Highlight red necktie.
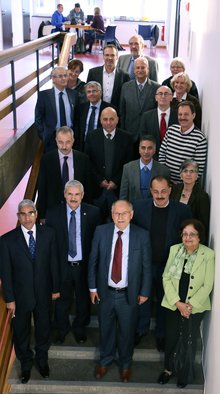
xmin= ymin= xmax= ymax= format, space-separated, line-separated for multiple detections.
xmin=111 ymin=231 xmax=123 ymax=284
xmin=160 ymin=113 xmax=167 ymax=142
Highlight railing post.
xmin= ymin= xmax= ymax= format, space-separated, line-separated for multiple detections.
xmin=10 ymin=60 xmax=17 ymax=132
xmin=36 ymin=49 xmax=40 ymax=92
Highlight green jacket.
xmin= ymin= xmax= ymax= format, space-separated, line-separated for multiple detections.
xmin=162 ymin=243 xmax=215 ymax=314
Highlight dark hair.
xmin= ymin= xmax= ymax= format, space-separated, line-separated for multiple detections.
xmin=180 ymin=218 xmax=206 ymax=244
xmin=103 ymin=44 xmax=118 ymax=55
xmin=75 ymin=3 xmax=80 ymax=7
xmin=140 ymin=134 xmax=156 ymax=145
xmin=68 ymin=59 xmax=84 ymax=73
xmin=177 ymin=100 xmax=196 ymax=114
xmin=150 ymin=175 xmax=171 ymax=188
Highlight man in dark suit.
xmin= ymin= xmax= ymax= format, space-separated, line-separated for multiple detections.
xmin=74 ymin=81 xmax=115 ymax=151
xmin=37 ymin=126 xmax=91 ymax=222
xmin=88 ymin=200 xmax=151 ymax=382
xmin=139 ymin=86 xmax=178 ymax=158
xmin=46 ymin=180 xmax=101 ymax=344
xmin=133 ymin=176 xmax=192 ymax=350
xmin=87 ymin=44 xmax=130 ymax=110
xmin=1 ymin=199 xmax=60 ymax=384
xmin=35 ymin=66 xmax=79 ymax=152
xmin=120 ymin=135 xmax=170 ymax=202
xmin=84 ymin=107 xmax=133 ymax=221
xmin=120 ymin=57 xmax=160 ymax=152
xmin=117 ymin=34 xmax=159 ymax=82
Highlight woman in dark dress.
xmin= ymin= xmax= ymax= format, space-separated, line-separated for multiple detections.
xmin=84 ymin=7 xmax=105 ymax=53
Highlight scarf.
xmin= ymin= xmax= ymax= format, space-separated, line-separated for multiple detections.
xmin=167 ymin=244 xmax=198 ymax=280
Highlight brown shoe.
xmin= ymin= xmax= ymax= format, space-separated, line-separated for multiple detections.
xmin=95 ymin=365 xmax=108 ymax=379
xmin=120 ymin=368 xmax=132 ymax=382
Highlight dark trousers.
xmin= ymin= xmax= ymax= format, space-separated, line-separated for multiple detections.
xmin=13 ymin=303 xmax=50 ymax=371
xmin=164 ymin=308 xmax=205 ymax=372
xmin=54 ymin=263 xmax=90 ymax=337
xmin=98 ymin=289 xmax=138 ymax=369
xmin=136 ymin=264 xmax=165 ymax=339
xmin=93 ymin=189 xmax=117 ymax=223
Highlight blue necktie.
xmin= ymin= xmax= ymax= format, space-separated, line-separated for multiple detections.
xmin=140 ymin=166 xmax=151 ymax=198
xmin=87 ymin=106 xmax=97 ymax=135
xmin=68 ymin=210 xmax=77 ymax=258
xmin=62 ymin=156 xmax=69 ymax=187
xmin=59 ymin=91 xmax=67 ymax=126
xmin=128 ymin=58 xmax=135 ymax=79
xmin=27 ymin=230 xmax=36 ymax=260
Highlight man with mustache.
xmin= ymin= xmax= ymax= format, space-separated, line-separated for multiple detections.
xmin=46 ymin=180 xmax=101 ymax=344
xmin=133 ymin=176 xmax=191 ymax=350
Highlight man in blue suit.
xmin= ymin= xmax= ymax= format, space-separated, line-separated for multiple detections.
xmin=88 ymin=200 xmax=151 ymax=382
xmin=133 ymin=176 xmax=192 ymax=350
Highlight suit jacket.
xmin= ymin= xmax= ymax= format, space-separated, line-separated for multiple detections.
xmin=133 ymin=198 xmax=192 ymax=263
xmin=74 ymin=100 xmax=115 ymax=151
xmin=88 ymin=223 xmax=152 ymax=304
xmin=139 ymin=108 xmax=179 ymax=158
xmin=120 ymin=79 xmax=160 ymax=142
xmin=117 ymin=54 xmax=159 ymax=82
xmin=84 ymin=127 xmax=133 ymax=197
xmin=35 ymin=87 xmax=79 ymax=149
xmin=37 ymin=148 xmax=92 ymax=219
xmin=46 ymin=202 xmax=101 ymax=283
xmin=1 ymin=225 xmax=59 ymax=312
xmin=86 ymin=66 xmax=130 ymax=110
xmin=120 ymin=159 xmax=170 ymax=202
xmin=162 ymin=243 xmax=215 ymax=313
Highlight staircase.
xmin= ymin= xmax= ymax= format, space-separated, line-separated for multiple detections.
xmin=8 ymin=317 xmax=204 ymax=394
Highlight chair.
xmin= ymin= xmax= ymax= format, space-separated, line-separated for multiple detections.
xmin=95 ymin=25 xmax=117 ymax=51
xmin=138 ymin=24 xmax=159 ymax=54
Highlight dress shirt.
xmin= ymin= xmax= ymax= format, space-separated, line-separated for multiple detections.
xmin=180 ymin=123 xmax=195 ymax=135
xmin=67 ymin=204 xmax=82 ymax=261
xmin=103 ymin=67 xmax=116 ymax=103
xmin=21 ymin=224 xmax=36 ymax=246
xmin=54 ymin=87 xmax=72 ymax=128
xmin=103 ymin=129 xmax=116 ymax=140
xmin=173 ymin=91 xmax=187 ymax=100
xmin=58 ymin=149 xmax=74 ymax=181
xmin=136 ymin=78 xmax=148 ymax=90
xmin=157 ymin=108 xmax=170 ymax=127
xmin=108 ymin=225 xmax=130 ymax=288
xmin=85 ymin=100 xmax=102 ymax=136
xmin=140 ymin=158 xmax=153 ymax=171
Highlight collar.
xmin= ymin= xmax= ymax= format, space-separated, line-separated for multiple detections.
xmin=103 ymin=66 xmax=116 ymax=75
xmin=136 ymin=78 xmax=148 ymax=87
xmin=66 ymin=203 xmax=81 ymax=215
xmin=103 ymin=129 xmax=116 ymax=139
xmin=140 ymin=158 xmax=153 ymax=170
xmin=21 ymin=224 xmax=36 ymax=235
xmin=173 ymin=91 xmax=187 ymax=100
xmin=114 ymin=224 xmax=130 ymax=234
xmin=153 ymin=200 xmax=170 ymax=208
xmin=180 ymin=123 xmax=195 ymax=135
xmin=89 ymin=100 xmax=101 ymax=110
xmin=54 ymin=86 xmax=67 ymax=95
xmin=158 ymin=107 xmax=171 ymax=117
xmin=58 ymin=149 xmax=73 ymax=160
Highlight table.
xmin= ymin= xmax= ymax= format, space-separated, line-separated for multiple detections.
xmin=64 ymin=24 xmax=94 ymax=30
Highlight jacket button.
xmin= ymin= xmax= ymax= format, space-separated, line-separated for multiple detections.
xmin=189 ymin=286 xmax=193 ymax=289
xmin=191 ymin=276 xmax=194 ymax=279
xmin=188 ymin=296 xmax=191 ymax=299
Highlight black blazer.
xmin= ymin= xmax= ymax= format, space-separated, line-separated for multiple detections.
xmin=46 ymin=202 xmax=101 ymax=282
xmin=84 ymin=127 xmax=133 ymax=197
xmin=87 ymin=66 xmax=130 ymax=110
xmin=139 ymin=108 xmax=179 ymax=158
xmin=1 ymin=225 xmax=59 ymax=312
xmin=37 ymin=148 xmax=92 ymax=219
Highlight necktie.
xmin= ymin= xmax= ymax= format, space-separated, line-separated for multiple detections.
xmin=62 ymin=156 xmax=69 ymax=187
xmin=111 ymin=231 xmax=123 ymax=284
xmin=87 ymin=106 xmax=97 ymax=135
xmin=68 ymin=210 xmax=77 ymax=258
xmin=160 ymin=113 xmax=167 ymax=142
xmin=128 ymin=58 xmax=135 ymax=79
xmin=27 ymin=230 xmax=36 ymax=260
xmin=106 ymin=133 xmax=112 ymax=140
xmin=140 ymin=166 xmax=151 ymax=198
xmin=59 ymin=91 xmax=67 ymax=126
xmin=139 ymin=84 xmax=144 ymax=91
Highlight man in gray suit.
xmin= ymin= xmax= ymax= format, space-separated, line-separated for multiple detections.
xmin=120 ymin=57 xmax=160 ymax=153
xmin=120 ymin=135 xmax=170 ymax=203
xmin=139 ymin=86 xmax=178 ymax=158
xmin=117 ymin=34 xmax=159 ymax=82
xmin=88 ymin=200 xmax=151 ymax=382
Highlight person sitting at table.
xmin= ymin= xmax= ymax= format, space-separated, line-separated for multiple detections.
xmin=67 ymin=3 xmax=85 ymax=25
xmin=158 ymin=218 xmax=215 ymax=388
xmin=51 ymin=4 xmax=68 ymax=32
xmin=84 ymin=7 xmax=105 ymax=54
xmin=67 ymin=59 xmax=86 ymax=104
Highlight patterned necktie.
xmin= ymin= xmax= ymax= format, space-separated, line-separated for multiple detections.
xmin=68 ymin=210 xmax=77 ymax=258
xmin=27 ymin=230 xmax=36 ymax=260
xmin=111 ymin=231 xmax=123 ymax=284
xmin=139 ymin=84 xmax=144 ymax=91
xmin=62 ymin=156 xmax=69 ymax=187
xmin=160 ymin=113 xmax=167 ymax=142
xmin=59 ymin=91 xmax=67 ymax=126
xmin=87 ymin=106 xmax=97 ymax=135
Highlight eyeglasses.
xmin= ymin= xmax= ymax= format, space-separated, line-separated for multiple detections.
xmin=182 ymin=169 xmax=198 ymax=174
xmin=18 ymin=211 xmax=36 ymax=218
xmin=156 ymin=92 xmax=172 ymax=97
xmin=86 ymin=89 xmax=100 ymax=94
xmin=53 ymin=74 xmax=68 ymax=79
xmin=113 ymin=211 xmax=131 ymax=218
xmin=171 ymin=65 xmax=184 ymax=69
xmin=182 ymin=232 xmax=199 ymax=238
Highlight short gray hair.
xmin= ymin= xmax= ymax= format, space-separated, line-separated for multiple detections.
xmin=111 ymin=199 xmax=133 ymax=212
xmin=18 ymin=199 xmax=36 ymax=212
xmin=56 ymin=126 xmax=74 ymax=138
xmin=51 ymin=66 xmax=67 ymax=77
xmin=85 ymin=81 xmax=102 ymax=92
xmin=180 ymin=159 xmax=199 ymax=173
xmin=64 ymin=180 xmax=84 ymax=193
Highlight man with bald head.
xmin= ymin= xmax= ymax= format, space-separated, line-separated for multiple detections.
xmin=139 ymin=86 xmax=178 ymax=158
xmin=117 ymin=34 xmax=159 ymax=82
xmin=85 ymin=107 xmax=133 ymax=221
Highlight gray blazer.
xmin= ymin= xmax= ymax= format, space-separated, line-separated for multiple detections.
xmin=120 ymin=159 xmax=170 ymax=202
xmin=117 ymin=54 xmax=159 ymax=82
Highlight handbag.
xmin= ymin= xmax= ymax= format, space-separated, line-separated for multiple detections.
xmin=170 ymin=316 xmax=195 ymax=384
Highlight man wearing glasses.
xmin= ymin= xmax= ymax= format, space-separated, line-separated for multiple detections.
xmin=0 ymin=199 xmax=60 ymax=384
xmin=35 ymin=66 xmax=79 ymax=152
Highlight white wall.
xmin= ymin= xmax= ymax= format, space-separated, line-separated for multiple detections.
xmin=11 ymin=0 xmax=23 ymax=46
xmin=174 ymin=0 xmax=220 ymax=393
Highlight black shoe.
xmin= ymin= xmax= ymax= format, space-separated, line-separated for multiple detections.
xmin=134 ymin=332 xmax=146 ymax=346
xmin=21 ymin=370 xmax=31 ymax=384
xmin=157 ymin=371 xmax=172 ymax=384
xmin=177 ymin=381 xmax=187 ymax=388
xmin=156 ymin=337 xmax=165 ymax=352
xmin=53 ymin=332 xmax=65 ymax=344
xmin=74 ymin=331 xmax=87 ymax=343
xmin=38 ymin=364 xmax=50 ymax=379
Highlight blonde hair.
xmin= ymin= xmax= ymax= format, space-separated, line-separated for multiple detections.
xmin=94 ymin=7 xmax=101 ymax=15
xmin=171 ymin=72 xmax=192 ymax=92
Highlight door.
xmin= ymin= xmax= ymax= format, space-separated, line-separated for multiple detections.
xmin=22 ymin=0 xmax=31 ymax=42
xmin=1 ymin=0 xmax=13 ymax=49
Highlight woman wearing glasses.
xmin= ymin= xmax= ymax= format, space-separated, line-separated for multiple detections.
xmin=158 ymin=218 xmax=214 ymax=388
xmin=171 ymin=159 xmax=210 ymax=243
